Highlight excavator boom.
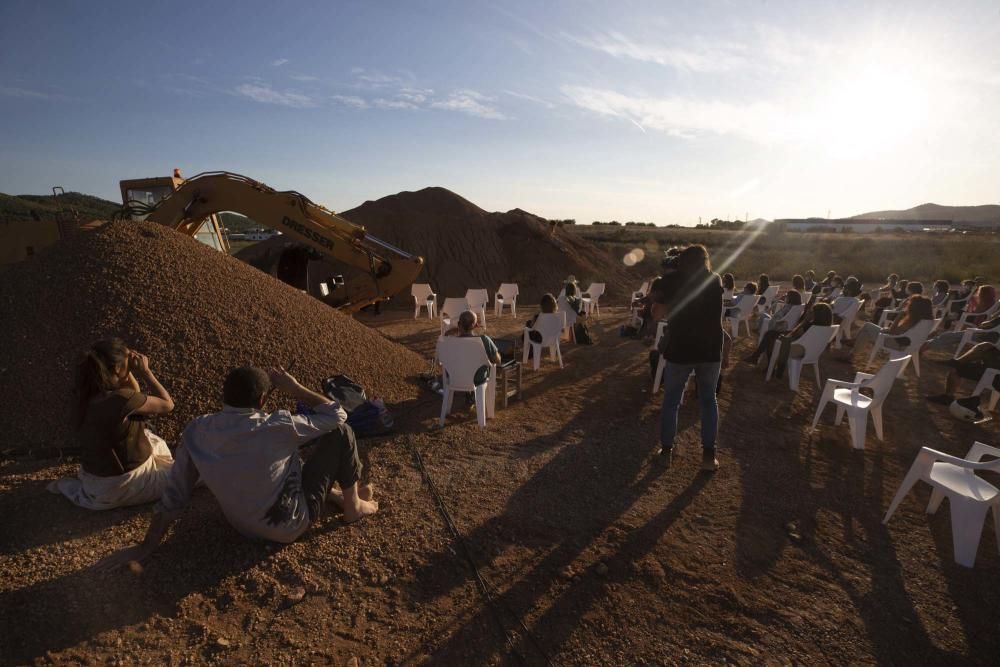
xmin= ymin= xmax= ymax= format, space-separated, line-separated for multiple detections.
xmin=136 ymin=172 xmax=422 ymax=312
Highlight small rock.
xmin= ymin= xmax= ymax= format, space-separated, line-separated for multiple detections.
xmin=595 ymin=563 xmax=609 ymax=577
xmin=347 ymin=657 xmax=360 ymax=667
xmin=284 ymin=586 xmax=306 ymax=606
xmin=216 ymin=637 xmax=231 ymax=648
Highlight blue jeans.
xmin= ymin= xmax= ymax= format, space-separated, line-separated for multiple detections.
xmin=660 ymin=361 xmax=721 ymax=452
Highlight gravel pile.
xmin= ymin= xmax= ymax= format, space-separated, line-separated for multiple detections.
xmin=240 ymin=187 xmax=635 ymax=307
xmin=0 ymin=220 xmax=427 ymax=451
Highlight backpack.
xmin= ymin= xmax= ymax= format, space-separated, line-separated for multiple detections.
xmin=346 ymin=398 xmax=394 ymax=437
xmin=573 ymin=321 xmax=593 ymax=345
xmin=321 ymin=374 xmax=367 ymax=412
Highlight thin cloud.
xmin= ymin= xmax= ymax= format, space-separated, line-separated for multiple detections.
xmin=234 ymin=83 xmax=315 ymax=108
xmin=430 ymin=90 xmax=506 ymax=119
xmin=566 ymin=31 xmax=747 ymax=73
xmin=331 ymin=94 xmax=369 ymax=110
xmin=373 ymin=97 xmax=419 ymax=110
xmin=503 ymin=90 xmax=556 ymax=109
xmin=560 ymin=85 xmax=786 ymax=143
xmin=0 ymin=85 xmax=66 ymax=100
xmin=271 ymin=58 xmax=290 ymax=67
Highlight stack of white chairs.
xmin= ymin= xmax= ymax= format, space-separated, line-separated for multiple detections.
xmin=724 ymin=296 xmax=757 ymax=338
xmin=757 ymin=304 xmax=805 ymax=347
xmin=810 ymin=356 xmax=910 ymax=449
xmin=955 ymin=302 xmax=1000 ymax=333
xmin=494 ymin=283 xmax=519 ymax=317
xmin=411 ymin=283 xmax=437 ymax=319
xmin=866 ymin=318 xmax=940 ymax=377
xmin=831 ymin=297 xmax=862 ymax=348
xmin=953 ymin=321 xmax=1000 ymax=358
xmin=884 ymin=441 xmax=1000 ymax=567
xmin=465 ymin=289 xmax=490 ymax=327
xmin=765 ymin=324 xmax=839 ymax=392
xmin=583 ymin=283 xmax=605 ymax=317
xmin=439 ymin=297 xmax=470 ymax=335
xmin=523 ymin=312 xmax=566 ymax=370
xmin=436 ymin=336 xmax=496 ymax=428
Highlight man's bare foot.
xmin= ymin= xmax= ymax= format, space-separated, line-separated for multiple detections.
xmin=343 ymin=498 xmax=379 ymax=524
xmin=327 ymin=483 xmax=375 ymax=510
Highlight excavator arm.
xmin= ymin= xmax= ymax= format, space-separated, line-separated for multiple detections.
xmin=140 ymin=172 xmax=423 ymax=312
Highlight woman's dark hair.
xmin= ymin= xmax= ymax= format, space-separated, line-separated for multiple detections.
xmin=898 ymin=279 xmax=909 ymax=291
xmin=744 ymin=281 xmax=758 ymax=294
xmin=786 ymin=290 xmax=803 ymax=306
xmin=843 ymin=276 xmax=862 ymax=298
xmin=757 ymin=274 xmax=770 ymax=294
xmin=223 ymin=367 xmax=271 ymax=408
xmin=832 ymin=275 xmax=844 ymax=287
xmin=906 ymin=281 xmax=924 ymax=295
xmin=888 ymin=273 xmax=899 ymax=283
xmin=74 ymin=338 xmax=129 ymax=426
xmin=677 ymin=244 xmax=711 ymax=274
xmin=897 ymin=295 xmax=934 ymax=329
xmin=565 ymin=282 xmax=577 ymax=297
xmin=540 ymin=293 xmax=557 ymax=313
xmin=805 ymin=270 xmax=815 ymax=279
xmin=792 ymin=274 xmax=805 ymax=291
xmin=811 ymin=302 xmax=833 ymax=326
xmin=933 ymin=279 xmax=950 ymax=294
xmin=722 ymin=273 xmax=735 ymax=290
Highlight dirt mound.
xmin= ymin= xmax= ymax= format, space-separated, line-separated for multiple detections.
xmin=0 ymin=221 xmax=426 ymax=452
xmin=337 ymin=187 xmax=634 ymax=305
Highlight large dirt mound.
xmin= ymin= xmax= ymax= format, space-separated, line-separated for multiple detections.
xmin=0 ymin=221 xmax=426 ymax=452
xmin=340 ymin=187 xmax=634 ymax=304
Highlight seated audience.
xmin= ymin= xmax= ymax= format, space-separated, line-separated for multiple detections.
xmin=843 ymin=295 xmax=934 ymax=360
xmin=724 ymin=282 xmax=757 ymax=318
xmin=927 ymin=340 xmax=1000 ymax=406
xmin=50 ymin=339 xmax=176 ymax=510
xmin=98 ymin=365 xmax=377 ymax=570
xmin=755 ymin=290 xmax=803 ymax=342
xmin=803 ymin=270 xmax=817 ymax=292
xmin=446 ymin=310 xmax=501 ymax=384
xmin=746 ymin=302 xmax=833 ymax=374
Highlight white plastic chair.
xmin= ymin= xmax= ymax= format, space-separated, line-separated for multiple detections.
xmin=757 ymin=305 xmax=804 ymax=346
xmin=522 ymin=312 xmax=565 ymax=370
xmin=494 ymin=283 xmax=519 ymax=317
xmin=831 ymin=297 xmax=862 ymax=348
xmin=884 ymin=441 xmax=1000 ymax=568
xmin=465 ymin=289 xmax=489 ymax=327
xmin=810 ymin=356 xmax=910 ymax=449
xmin=955 ymin=302 xmax=1000 ymax=333
xmin=866 ymin=318 xmax=940 ymax=377
xmin=724 ymin=296 xmax=756 ymax=338
xmin=933 ymin=296 xmax=952 ymax=320
xmin=974 ymin=368 xmax=1000 ymax=414
xmin=411 ymin=283 xmax=437 ymax=319
xmin=756 ymin=285 xmax=780 ymax=315
xmin=954 ymin=321 xmax=1000 ymax=358
xmin=557 ymin=296 xmax=579 ymax=342
xmin=766 ymin=324 xmax=839 ymax=392
xmin=584 ymin=283 xmax=605 ymax=317
xmin=436 ymin=337 xmax=496 ymax=427
xmin=439 ymin=297 xmax=470 ymax=335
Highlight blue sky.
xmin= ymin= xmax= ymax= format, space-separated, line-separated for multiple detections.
xmin=2 ymin=0 xmax=999 ymax=224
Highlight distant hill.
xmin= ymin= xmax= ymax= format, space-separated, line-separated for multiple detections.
xmin=852 ymin=203 xmax=1000 ymax=223
xmin=0 ymin=191 xmax=120 ymax=223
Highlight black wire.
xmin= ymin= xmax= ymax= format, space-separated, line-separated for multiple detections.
xmin=405 ymin=435 xmax=552 ymax=665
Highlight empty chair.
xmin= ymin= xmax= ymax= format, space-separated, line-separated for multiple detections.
xmin=811 ymin=356 xmax=910 ymax=449
xmin=411 ymin=283 xmax=437 ymax=319
xmin=523 ymin=312 xmax=566 ymax=370
xmin=766 ymin=324 xmax=839 ymax=392
xmin=439 ymin=297 xmax=470 ymax=335
xmin=724 ymin=296 xmax=756 ymax=338
xmin=494 ymin=283 xmax=519 ymax=317
xmin=974 ymin=369 xmax=1000 ymax=414
xmin=465 ymin=289 xmax=489 ymax=326
xmin=866 ymin=318 xmax=940 ymax=377
xmin=436 ymin=337 xmax=496 ymax=427
xmin=884 ymin=441 xmax=1000 ymax=567
xmin=583 ymin=282 xmax=606 ymax=317
xmin=832 ymin=297 xmax=863 ymax=348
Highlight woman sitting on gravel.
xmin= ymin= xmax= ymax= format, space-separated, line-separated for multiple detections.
xmin=840 ymin=295 xmax=934 ymax=361
xmin=50 ymin=339 xmax=176 ymax=510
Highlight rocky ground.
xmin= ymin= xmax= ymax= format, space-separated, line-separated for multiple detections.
xmin=3 ymin=306 xmax=1000 ymax=665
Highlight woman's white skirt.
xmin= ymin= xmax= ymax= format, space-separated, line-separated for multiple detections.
xmin=48 ymin=430 xmax=174 ymax=510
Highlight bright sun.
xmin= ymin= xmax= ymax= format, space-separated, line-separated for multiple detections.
xmin=812 ymin=59 xmax=932 ymax=158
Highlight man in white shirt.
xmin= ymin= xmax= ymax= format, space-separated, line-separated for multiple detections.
xmin=98 ymin=366 xmax=377 ymax=569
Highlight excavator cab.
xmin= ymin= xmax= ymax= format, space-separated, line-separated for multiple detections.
xmin=119 ymin=174 xmax=229 ymax=252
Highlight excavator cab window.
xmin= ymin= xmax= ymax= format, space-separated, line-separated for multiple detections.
xmin=125 ymin=185 xmax=173 ymax=214
xmin=119 ymin=176 xmax=229 ymax=253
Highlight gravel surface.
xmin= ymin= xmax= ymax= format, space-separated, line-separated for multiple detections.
xmin=0 ymin=220 xmax=426 ymax=452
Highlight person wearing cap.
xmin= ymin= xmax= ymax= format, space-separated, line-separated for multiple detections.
xmin=97 ymin=366 xmax=376 ymax=570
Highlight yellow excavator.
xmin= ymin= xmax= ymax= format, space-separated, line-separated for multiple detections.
xmin=117 ymin=171 xmax=423 ymax=312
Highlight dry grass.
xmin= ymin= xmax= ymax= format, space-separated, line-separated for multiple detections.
xmin=571 ymin=226 xmax=1000 ymax=284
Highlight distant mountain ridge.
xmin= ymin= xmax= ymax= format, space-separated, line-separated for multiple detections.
xmin=0 ymin=191 xmax=120 ymax=223
xmin=852 ymin=203 xmax=1000 ymax=223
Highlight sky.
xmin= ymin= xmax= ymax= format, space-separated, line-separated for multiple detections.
xmin=2 ymin=0 xmax=999 ymax=225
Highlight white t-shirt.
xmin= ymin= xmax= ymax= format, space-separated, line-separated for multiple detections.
xmin=156 ymin=401 xmax=346 ymax=543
